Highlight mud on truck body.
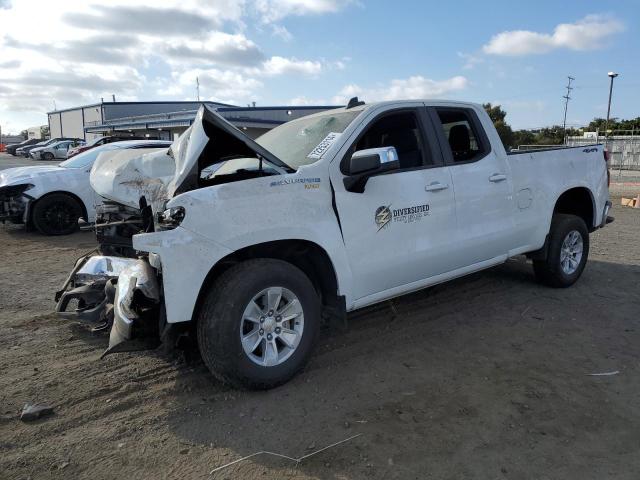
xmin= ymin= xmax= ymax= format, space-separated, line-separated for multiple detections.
xmin=56 ymin=100 xmax=612 ymax=389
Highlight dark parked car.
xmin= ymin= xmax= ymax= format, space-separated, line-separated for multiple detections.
xmin=6 ymin=138 xmax=40 ymax=156
xmin=66 ymin=135 xmax=146 ymax=158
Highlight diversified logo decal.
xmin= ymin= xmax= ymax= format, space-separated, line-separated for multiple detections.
xmin=375 ymin=203 xmax=430 ymax=231
xmin=375 ymin=206 xmax=392 ymax=231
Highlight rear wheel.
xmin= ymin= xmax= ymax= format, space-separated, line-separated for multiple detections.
xmin=533 ymin=214 xmax=589 ymax=288
xmin=196 ymin=259 xmax=321 ymax=390
xmin=32 ymin=193 xmax=83 ymax=235
xmin=42 ymin=152 xmax=54 ymax=161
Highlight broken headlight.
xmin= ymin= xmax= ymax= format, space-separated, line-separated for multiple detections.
xmin=157 ymin=206 xmax=185 ymax=230
xmin=0 ymin=183 xmax=34 ymax=200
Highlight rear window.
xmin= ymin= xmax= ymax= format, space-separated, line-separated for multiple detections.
xmin=435 ymin=108 xmax=489 ymax=163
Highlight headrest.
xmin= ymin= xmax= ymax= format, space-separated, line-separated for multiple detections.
xmin=383 ymin=129 xmax=418 ymax=153
xmin=448 ymin=124 xmax=470 ymax=153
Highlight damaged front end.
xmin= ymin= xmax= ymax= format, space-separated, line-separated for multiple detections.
xmin=56 ymin=104 xmax=291 ymax=356
xmin=0 ymin=184 xmax=33 ymax=224
xmin=93 ymin=200 xmax=152 ymax=257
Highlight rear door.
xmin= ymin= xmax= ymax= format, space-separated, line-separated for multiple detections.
xmin=331 ymin=106 xmax=458 ymax=301
xmin=428 ymin=106 xmax=514 ymax=267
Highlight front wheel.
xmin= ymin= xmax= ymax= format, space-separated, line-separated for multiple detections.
xmin=196 ymin=259 xmax=321 ymax=390
xmin=41 ymin=152 xmax=54 ymax=161
xmin=533 ymin=214 xmax=589 ymax=288
xmin=32 ymin=193 xmax=83 ymax=235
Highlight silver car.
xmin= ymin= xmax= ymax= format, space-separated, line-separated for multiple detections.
xmin=30 ymin=140 xmax=82 ymax=161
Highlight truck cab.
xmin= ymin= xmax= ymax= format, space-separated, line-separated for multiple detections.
xmin=57 ymin=100 xmax=611 ymax=389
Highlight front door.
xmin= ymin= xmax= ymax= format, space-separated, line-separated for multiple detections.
xmin=331 ymin=107 xmax=458 ymax=301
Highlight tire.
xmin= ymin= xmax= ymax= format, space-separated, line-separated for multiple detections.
xmin=533 ymin=214 xmax=589 ymax=288
xmin=42 ymin=152 xmax=54 ymax=161
xmin=31 ymin=193 xmax=83 ymax=235
xmin=197 ymin=258 xmax=321 ymax=390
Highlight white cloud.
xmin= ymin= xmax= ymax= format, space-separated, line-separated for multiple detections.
xmin=483 ymin=14 xmax=624 ymax=56
xmin=260 ymin=56 xmax=323 ymax=76
xmin=0 ymin=0 xmax=349 ymax=131
xmin=271 ymin=24 xmax=293 ymax=41
xmin=288 ymin=95 xmax=330 ymax=105
xmin=254 ymin=0 xmax=356 ymax=22
xmin=175 ymin=68 xmax=263 ymax=104
xmin=332 ymin=75 xmax=469 ymax=104
xmin=162 ymin=32 xmax=265 ymax=67
xmin=457 ymin=51 xmax=484 ymax=70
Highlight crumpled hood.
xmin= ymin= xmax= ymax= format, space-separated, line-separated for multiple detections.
xmin=90 ymin=148 xmax=175 ymax=210
xmin=0 ymin=165 xmax=65 ymax=188
xmin=87 ymin=105 xmax=287 ymax=212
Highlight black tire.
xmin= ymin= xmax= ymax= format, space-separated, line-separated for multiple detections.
xmin=32 ymin=193 xmax=83 ymax=235
xmin=533 ymin=214 xmax=589 ymax=288
xmin=42 ymin=152 xmax=54 ymax=161
xmin=197 ymin=259 xmax=321 ymax=390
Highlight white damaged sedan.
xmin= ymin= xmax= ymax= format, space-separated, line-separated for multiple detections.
xmin=0 ymin=140 xmax=171 ymax=235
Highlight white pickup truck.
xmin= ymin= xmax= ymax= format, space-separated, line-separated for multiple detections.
xmin=56 ymin=99 xmax=612 ymax=389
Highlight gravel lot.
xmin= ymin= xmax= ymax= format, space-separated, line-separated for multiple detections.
xmin=1 ymin=152 xmax=640 ymax=479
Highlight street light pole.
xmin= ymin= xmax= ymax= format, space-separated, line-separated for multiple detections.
xmin=604 ymin=71 xmax=619 ymax=139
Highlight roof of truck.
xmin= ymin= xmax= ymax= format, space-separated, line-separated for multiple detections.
xmin=286 ymin=99 xmax=484 ymax=122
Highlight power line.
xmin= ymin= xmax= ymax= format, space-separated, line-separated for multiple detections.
xmin=562 ymin=76 xmax=574 ymax=145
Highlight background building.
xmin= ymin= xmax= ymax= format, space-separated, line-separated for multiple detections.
xmin=26 ymin=126 xmax=44 ymax=140
xmin=48 ymin=101 xmax=337 ymax=142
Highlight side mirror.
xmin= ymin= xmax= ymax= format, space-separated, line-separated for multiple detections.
xmin=344 ymin=147 xmax=399 ymax=193
xmin=347 ymin=147 xmax=398 ymax=175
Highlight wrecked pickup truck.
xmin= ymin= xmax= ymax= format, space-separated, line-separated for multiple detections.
xmin=56 ymin=99 xmax=612 ymax=389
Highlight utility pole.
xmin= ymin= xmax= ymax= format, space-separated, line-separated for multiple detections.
xmin=196 ymin=76 xmax=200 ymax=102
xmin=562 ymin=76 xmax=574 ymax=145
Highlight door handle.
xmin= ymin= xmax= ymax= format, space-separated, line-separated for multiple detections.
xmin=425 ymin=182 xmax=449 ymax=192
xmin=489 ymin=173 xmax=507 ymax=182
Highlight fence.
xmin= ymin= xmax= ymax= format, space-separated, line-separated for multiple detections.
xmin=567 ymin=132 xmax=640 ymax=171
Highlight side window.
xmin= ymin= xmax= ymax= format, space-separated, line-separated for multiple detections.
xmin=435 ymin=108 xmax=488 ymax=163
xmin=354 ymin=111 xmax=431 ymax=170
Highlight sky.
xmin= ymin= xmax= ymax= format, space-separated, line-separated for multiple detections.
xmin=0 ymin=0 xmax=638 ymax=134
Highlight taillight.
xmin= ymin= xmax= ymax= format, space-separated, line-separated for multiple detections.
xmin=604 ymin=149 xmax=611 ymax=187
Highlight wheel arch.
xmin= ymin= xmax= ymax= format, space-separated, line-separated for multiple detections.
xmin=552 ymin=186 xmax=596 ymax=231
xmin=194 ymin=239 xmax=343 ymax=321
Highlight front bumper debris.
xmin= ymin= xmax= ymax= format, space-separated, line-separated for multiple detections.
xmin=57 ymin=254 xmax=163 ymax=355
xmin=55 ymin=255 xmax=138 ymax=324
xmin=103 ymin=259 xmax=161 ymax=357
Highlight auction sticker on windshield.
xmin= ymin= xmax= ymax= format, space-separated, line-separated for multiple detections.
xmin=307 ymin=132 xmax=341 ymax=159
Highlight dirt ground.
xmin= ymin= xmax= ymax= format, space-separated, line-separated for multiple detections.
xmin=1 ymin=168 xmax=639 ymax=478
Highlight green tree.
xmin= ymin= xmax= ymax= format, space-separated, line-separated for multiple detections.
xmin=587 ymin=117 xmax=640 ymax=133
xmin=483 ymin=103 xmax=514 ymax=149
